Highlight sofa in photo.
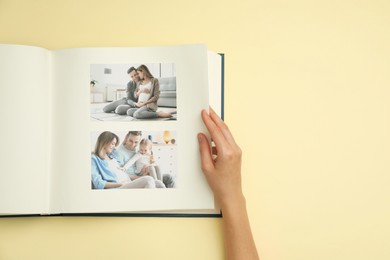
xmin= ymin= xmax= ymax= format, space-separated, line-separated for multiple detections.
xmin=157 ymin=77 xmax=177 ymax=108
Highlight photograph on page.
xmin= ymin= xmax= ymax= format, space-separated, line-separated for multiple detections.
xmin=90 ymin=63 xmax=177 ymax=121
xmin=91 ymin=130 xmax=177 ymax=190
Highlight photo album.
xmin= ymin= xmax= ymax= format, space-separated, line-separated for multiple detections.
xmin=0 ymin=44 xmax=224 ymax=217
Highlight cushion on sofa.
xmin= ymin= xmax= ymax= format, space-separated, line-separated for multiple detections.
xmin=157 ymin=77 xmax=177 ymax=108
xmin=159 ymin=77 xmax=176 ymax=91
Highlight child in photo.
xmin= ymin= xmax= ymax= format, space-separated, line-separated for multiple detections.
xmin=134 ymin=138 xmax=163 ymax=182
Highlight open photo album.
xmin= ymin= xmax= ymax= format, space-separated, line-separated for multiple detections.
xmin=0 ymin=44 xmax=224 ymax=217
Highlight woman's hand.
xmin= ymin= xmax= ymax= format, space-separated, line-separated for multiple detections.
xmin=140 ymin=166 xmax=149 ymax=176
xmin=135 ymin=101 xmax=145 ymax=108
xmin=198 ymin=108 xmax=260 ymax=260
xmin=197 ymin=108 xmax=243 ymax=209
xmin=142 ymin=88 xmax=151 ymax=94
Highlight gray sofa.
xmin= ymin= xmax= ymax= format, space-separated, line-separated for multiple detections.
xmin=157 ymin=77 xmax=177 ymax=108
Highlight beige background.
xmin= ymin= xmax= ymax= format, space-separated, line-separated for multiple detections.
xmin=1 ymin=0 xmax=389 ymax=259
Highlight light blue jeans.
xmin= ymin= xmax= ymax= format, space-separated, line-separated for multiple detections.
xmin=126 ymin=106 xmax=158 ymax=119
xmin=102 ymin=98 xmax=137 ymax=115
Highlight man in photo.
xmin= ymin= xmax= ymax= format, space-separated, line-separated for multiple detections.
xmin=114 ymin=131 xmax=176 ymax=188
xmin=102 ymin=66 xmax=140 ymax=114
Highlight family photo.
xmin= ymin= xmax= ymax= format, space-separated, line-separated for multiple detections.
xmin=90 ymin=63 xmax=177 ymax=121
xmin=91 ymin=130 xmax=177 ymax=189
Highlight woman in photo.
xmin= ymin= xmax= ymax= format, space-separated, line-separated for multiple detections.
xmin=126 ymin=64 xmax=172 ymax=119
xmin=91 ymin=131 xmax=165 ymax=189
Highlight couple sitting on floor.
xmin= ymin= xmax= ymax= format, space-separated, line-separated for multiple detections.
xmin=91 ymin=131 xmax=176 ymax=189
xmin=103 ymin=65 xmax=172 ymax=119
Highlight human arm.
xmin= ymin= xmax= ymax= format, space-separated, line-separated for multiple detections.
xmin=122 ymin=153 xmax=141 ymax=171
xmin=134 ymin=86 xmax=152 ymax=108
xmin=126 ymin=81 xmax=131 ymax=99
xmin=139 ymin=165 xmax=150 ymax=176
xmin=91 ymin=156 xmax=122 ymax=189
xmin=129 ymin=174 xmax=141 ymax=180
xmin=133 ymin=83 xmax=140 ymax=99
xmin=136 ymin=86 xmax=142 ymax=96
xmin=198 ymin=108 xmax=259 ymax=260
xmin=126 ymin=81 xmax=135 ymax=99
xmin=104 ymin=182 xmax=123 ymax=188
xmin=125 ymin=81 xmax=138 ymax=106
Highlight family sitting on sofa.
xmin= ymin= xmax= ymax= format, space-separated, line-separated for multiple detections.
xmin=103 ymin=64 xmax=176 ymax=120
xmin=91 ymin=131 xmax=176 ymax=189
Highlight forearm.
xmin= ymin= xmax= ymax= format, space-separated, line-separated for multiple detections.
xmin=104 ymin=182 xmax=122 ymax=189
xmin=198 ymin=108 xmax=259 ymax=260
xmin=129 ymin=175 xmax=140 ymax=180
xmin=127 ymin=82 xmax=136 ymax=99
xmin=221 ymin=194 xmax=259 ymax=260
xmin=134 ymin=86 xmax=139 ymax=98
xmin=123 ymin=153 xmax=140 ymax=170
xmin=145 ymin=81 xmax=159 ymax=104
xmin=143 ymin=96 xmax=157 ymax=105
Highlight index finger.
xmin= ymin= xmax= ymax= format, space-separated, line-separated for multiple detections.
xmin=209 ymin=107 xmax=237 ymax=146
xmin=201 ymin=109 xmax=229 ymax=150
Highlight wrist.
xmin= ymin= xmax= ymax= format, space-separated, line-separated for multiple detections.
xmin=218 ymin=192 xmax=246 ymax=213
